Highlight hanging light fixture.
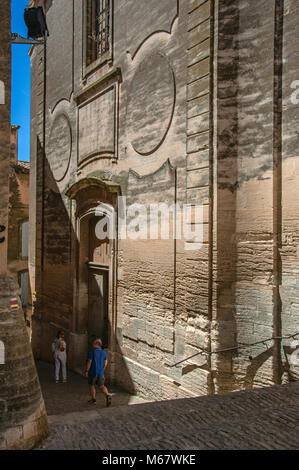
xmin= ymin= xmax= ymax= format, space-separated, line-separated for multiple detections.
xmin=24 ymin=6 xmax=49 ymax=39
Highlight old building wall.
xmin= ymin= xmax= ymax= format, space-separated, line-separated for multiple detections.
xmin=111 ymin=0 xmax=214 ymax=398
xmin=30 ymin=0 xmax=299 ymax=401
xmin=0 ymin=0 xmax=48 ymax=450
xmin=7 ymin=127 xmax=32 ymax=333
xmin=8 ymin=160 xmax=30 ymax=283
xmin=212 ymin=0 xmax=299 ymax=392
xmin=280 ymin=0 xmax=299 ymax=383
xmin=30 ymin=0 xmax=215 ymax=398
xmin=0 ymin=0 xmax=11 ymax=274
xmin=212 ymin=0 xmax=276 ymax=392
xmin=29 ymin=0 xmax=79 ymax=361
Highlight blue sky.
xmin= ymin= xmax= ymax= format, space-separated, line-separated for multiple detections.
xmin=11 ymin=0 xmax=31 ymax=162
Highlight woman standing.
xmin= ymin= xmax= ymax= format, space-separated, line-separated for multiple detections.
xmin=52 ymin=330 xmax=67 ymax=383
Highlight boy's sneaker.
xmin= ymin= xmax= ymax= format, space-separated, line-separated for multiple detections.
xmin=106 ymin=395 xmax=112 ymax=407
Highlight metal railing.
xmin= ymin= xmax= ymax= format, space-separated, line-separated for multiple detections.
xmin=165 ymin=332 xmax=299 ymax=368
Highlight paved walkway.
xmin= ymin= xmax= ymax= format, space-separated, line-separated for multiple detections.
xmin=36 ymin=362 xmax=299 ymax=450
xmin=36 ymin=360 xmax=148 ymax=416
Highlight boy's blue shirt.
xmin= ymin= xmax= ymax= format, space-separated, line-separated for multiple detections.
xmin=88 ymin=348 xmax=107 ymax=378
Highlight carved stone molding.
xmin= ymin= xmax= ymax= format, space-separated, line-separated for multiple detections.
xmin=47 ymin=113 xmax=72 ymax=182
xmin=126 ymin=0 xmax=178 ymax=59
xmin=127 ymin=53 xmax=176 ymax=156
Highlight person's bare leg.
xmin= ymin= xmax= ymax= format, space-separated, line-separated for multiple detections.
xmin=100 ymin=385 xmax=112 ymax=407
xmin=99 ymin=385 xmax=109 ymax=397
xmin=90 ymin=385 xmax=96 ymax=401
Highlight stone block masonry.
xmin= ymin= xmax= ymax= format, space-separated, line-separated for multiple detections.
xmin=0 ymin=276 xmax=48 ymax=449
xmin=29 ymin=0 xmax=299 ymax=403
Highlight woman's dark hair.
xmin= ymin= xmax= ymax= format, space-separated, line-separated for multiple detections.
xmin=57 ymin=330 xmax=65 ymax=339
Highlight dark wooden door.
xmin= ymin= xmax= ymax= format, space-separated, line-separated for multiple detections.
xmin=88 ymin=269 xmax=109 ymax=350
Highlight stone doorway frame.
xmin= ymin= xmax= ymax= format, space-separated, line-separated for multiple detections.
xmin=65 ymin=177 xmax=120 ymax=381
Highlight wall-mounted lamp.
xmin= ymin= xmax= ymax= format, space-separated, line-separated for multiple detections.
xmin=24 ymin=6 xmax=49 ymax=39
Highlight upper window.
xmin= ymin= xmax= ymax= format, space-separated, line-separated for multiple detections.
xmin=86 ymin=0 xmax=111 ymax=67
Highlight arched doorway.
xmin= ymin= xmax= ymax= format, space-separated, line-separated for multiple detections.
xmin=87 ymin=214 xmax=110 ymax=350
xmin=66 ymin=178 xmax=119 ymax=380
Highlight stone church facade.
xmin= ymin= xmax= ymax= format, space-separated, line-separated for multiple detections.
xmin=30 ymin=0 xmax=299 ymax=399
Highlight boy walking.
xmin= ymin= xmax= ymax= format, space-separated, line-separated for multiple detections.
xmin=85 ymin=339 xmax=112 ymax=407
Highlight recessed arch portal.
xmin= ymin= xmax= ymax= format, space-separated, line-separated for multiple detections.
xmin=66 ymin=178 xmax=119 ymax=360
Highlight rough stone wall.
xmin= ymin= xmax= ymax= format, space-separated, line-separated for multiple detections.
xmin=280 ymin=0 xmax=299 ymax=383
xmin=212 ymin=0 xmax=276 ymax=393
xmin=7 ymin=128 xmax=31 ymax=331
xmin=0 ymin=1 xmax=48 ymax=449
xmin=29 ymin=2 xmax=80 ymax=361
xmin=0 ymin=0 xmax=11 ymax=275
xmin=30 ymin=0 xmax=215 ymax=398
xmin=29 ymin=0 xmax=299 ymax=401
xmin=212 ymin=0 xmax=299 ymax=392
xmin=0 ymin=277 xmax=48 ymax=449
xmin=183 ymin=0 xmax=214 ymax=396
xmin=112 ymin=0 xmax=214 ymax=399
xmin=7 ymin=159 xmax=30 ymax=272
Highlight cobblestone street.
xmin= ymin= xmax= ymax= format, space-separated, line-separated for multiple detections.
xmin=35 ymin=360 xmax=148 ymax=416
xmin=36 ymin=362 xmax=299 ymax=450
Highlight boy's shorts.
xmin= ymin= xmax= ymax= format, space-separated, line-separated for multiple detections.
xmin=88 ymin=376 xmax=105 ymax=386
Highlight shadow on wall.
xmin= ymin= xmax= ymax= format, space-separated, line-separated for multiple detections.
xmin=213 ymin=0 xmax=240 ymax=394
xmin=31 ymin=137 xmax=136 ymax=402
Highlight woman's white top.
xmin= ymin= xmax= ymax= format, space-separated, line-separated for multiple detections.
xmin=54 ymin=338 xmax=67 ymax=355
